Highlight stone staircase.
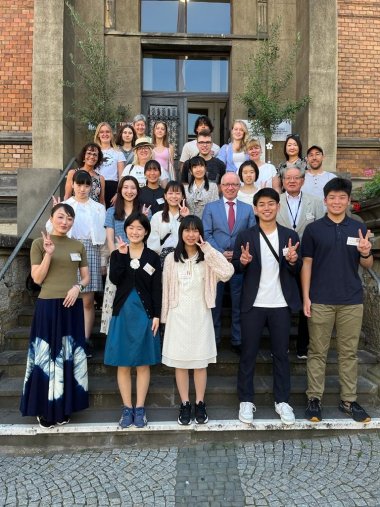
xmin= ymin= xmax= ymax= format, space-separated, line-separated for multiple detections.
xmin=1 ymin=304 xmax=379 ymax=447
xmin=0 ymin=171 xmax=17 ymax=235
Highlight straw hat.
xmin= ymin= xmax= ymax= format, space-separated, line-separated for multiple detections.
xmin=133 ymin=137 xmax=153 ymax=150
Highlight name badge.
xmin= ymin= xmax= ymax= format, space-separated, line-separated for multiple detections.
xmin=282 ymin=247 xmax=289 ymax=256
xmin=156 ymin=197 xmax=165 ymax=205
xmin=70 ymin=253 xmax=82 ymax=261
xmin=306 ymin=212 xmax=315 ymax=220
xmin=347 ymin=237 xmax=359 ymax=246
xmin=143 ymin=263 xmax=155 ymax=276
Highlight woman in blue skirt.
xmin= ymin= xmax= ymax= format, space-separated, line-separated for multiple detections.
xmin=20 ymin=203 xmax=90 ymax=428
xmin=104 ymin=212 xmax=162 ymax=428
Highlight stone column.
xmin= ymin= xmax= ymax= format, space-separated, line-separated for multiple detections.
xmin=296 ymin=0 xmax=338 ymax=172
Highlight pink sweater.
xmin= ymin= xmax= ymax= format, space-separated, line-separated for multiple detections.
xmin=161 ymin=243 xmax=234 ymax=323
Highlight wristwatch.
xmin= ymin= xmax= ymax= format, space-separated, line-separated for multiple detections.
xmin=359 ymin=252 xmax=372 ymax=259
xmin=75 ymin=284 xmax=85 ymax=292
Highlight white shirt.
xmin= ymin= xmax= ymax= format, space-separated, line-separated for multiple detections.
xmin=147 ymin=210 xmax=181 ymax=254
xmin=256 ymin=163 xmax=277 ymax=188
xmin=254 ymin=229 xmax=287 ymax=308
xmin=223 ymin=197 xmax=237 ymax=221
xmin=303 ymin=171 xmax=336 ymax=200
xmin=98 ymin=148 xmax=126 ymax=181
xmin=285 ymin=191 xmax=303 ymax=229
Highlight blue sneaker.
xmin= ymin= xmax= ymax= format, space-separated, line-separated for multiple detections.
xmin=119 ymin=406 xmax=134 ymax=428
xmin=134 ymin=407 xmax=147 ymax=428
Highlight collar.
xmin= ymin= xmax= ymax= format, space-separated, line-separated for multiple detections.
xmin=223 ymin=197 xmax=237 ymax=205
xmin=286 ymin=191 xmax=302 ymax=201
xmin=323 ymin=214 xmax=350 ymax=226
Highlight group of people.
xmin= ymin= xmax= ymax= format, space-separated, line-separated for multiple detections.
xmin=19 ymin=115 xmax=374 ymax=430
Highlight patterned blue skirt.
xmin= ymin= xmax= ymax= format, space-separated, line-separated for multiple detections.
xmin=104 ymin=289 xmax=161 ymax=367
xmin=20 ymin=298 xmax=89 ymax=423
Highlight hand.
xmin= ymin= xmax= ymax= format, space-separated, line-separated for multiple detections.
xmin=63 ymin=285 xmax=80 ymax=308
xmin=286 ymin=238 xmax=300 ymax=265
xmin=240 ymin=242 xmax=253 ymax=265
xmin=52 ymin=196 xmax=61 ymax=206
xmin=179 ymin=200 xmax=189 ymax=217
xmin=41 ymin=231 xmax=55 ymax=256
xmin=195 ymin=235 xmax=207 ymax=250
xmin=303 ymin=297 xmax=311 ymax=318
xmin=151 ymin=317 xmax=160 ymax=336
xmin=357 ymin=228 xmax=372 ymax=256
xmin=116 ymin=236 xmax=129 ymax=255
xmin=223 ymin=250 xmax=233 ymax=261
xmin=142 ymin=204 xmax=151 ymax=217
xmin=110 ymin=194 xmax=117 ymax=206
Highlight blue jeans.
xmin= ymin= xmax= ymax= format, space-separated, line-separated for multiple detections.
xmin=212 ymin=274 xmax=243 ymax=346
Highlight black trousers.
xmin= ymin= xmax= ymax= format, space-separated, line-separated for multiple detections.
xmin=296 ymin=275 xmax=309 ymax=355
xmin=104 ymin=180 xmax=118 ymax=210
xmin=237 ymin=306 xmax=291 ymax=404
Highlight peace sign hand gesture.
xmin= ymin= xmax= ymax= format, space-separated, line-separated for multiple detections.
xmin=286 ymin=238 xmax=299 ymax=265
xmin=195 ymin=235 xmax=207 ymax=250
xmin=116 ymin=236 xmax=129 ymax=255
xmin=41 ymin=231 xmax=55 ymax=256
xmin=357 ymin=228 xmax=372 ymax=256
xmin=179 ymin=200 xmax=190 ymax=217
xmin=142 ymin=204 xmax=151 ymax=217
xmin=240 ymin=242 xmax=253 ymax=265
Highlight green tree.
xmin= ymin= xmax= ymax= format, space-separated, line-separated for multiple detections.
xmin=63 ymin=2 xmax=129 ymax=134
xmin=239 ymin=19 xmax=310 ymax=141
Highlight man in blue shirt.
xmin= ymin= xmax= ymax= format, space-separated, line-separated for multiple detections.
xmin=301 ymin=178 xmax=373 ymax=423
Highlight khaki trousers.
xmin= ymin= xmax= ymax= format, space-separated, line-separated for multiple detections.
xmin=306 ymin=304 xmax=363 ymax=402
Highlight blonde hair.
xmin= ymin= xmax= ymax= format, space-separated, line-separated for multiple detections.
xmin=246 ymin=138 xmax=261 ymax=150
xmin=231 ymin=120 xmax=248 ymax=152
xmin=133 ymin=146 xmax=153 ymax=165
xmin=93 ymin=122 xmax=118 ymax=150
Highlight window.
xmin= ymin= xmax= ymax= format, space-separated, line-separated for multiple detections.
xmin=141 ymin=0 xmax=231 ymax=35
xmin=143 ymin=55 xmax=229 ymax=93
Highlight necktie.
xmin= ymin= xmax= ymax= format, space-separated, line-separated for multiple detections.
xmin=227 ymin=201 xmax=235 ymax=232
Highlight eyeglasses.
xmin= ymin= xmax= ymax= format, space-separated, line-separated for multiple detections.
xmin=85 ymin=151 xmax=98 ymax=158
xmin=197 ymin=141 xmax=212 ymax=146
xmin=283 ymin=176 xmax=303 ymax=181
xmin=221 ymin=183 xmax=240 ymax=188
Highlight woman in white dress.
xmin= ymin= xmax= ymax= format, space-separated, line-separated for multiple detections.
xmin=161 ymin=215 xmax=234 ymax=426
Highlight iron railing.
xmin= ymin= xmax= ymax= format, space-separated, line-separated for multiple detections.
xmin=0 ymin=157 xmax=75 ymax=281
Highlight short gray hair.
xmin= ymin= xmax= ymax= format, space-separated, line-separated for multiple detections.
xmin=280 ymin=164 xmax=305 ymax=179
xmin=133 ymin=114 xmax=147 ymax=124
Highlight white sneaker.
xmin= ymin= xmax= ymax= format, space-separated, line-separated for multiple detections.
xmin=239 ymin=402 xmax=256 ymax=424
xmin=275 ymin=402 xmax=295 ymax=425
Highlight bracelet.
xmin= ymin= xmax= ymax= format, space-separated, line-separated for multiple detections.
xmin=360 ymin=252 xmax=373 ymax=259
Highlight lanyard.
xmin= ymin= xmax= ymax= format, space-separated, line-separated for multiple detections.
xmin=286 ymin=192 xmax=302 ymax=229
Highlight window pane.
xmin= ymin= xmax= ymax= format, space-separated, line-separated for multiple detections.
xmin=187 ymin=1 xmax=230 ymax=35
xmin=184 ymin=58 xmax=228 ymax=93
xmin=143 ymin=57 xmax=177 ymax=91
xmin=141 ymin=0 xmax=180 ymax=33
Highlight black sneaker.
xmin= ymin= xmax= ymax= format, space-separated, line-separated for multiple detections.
xmin=84 ymin=339 xmax=93 ymax=359
xmin=56 ymin=416 xmax=70 ymax=426
xmin=195 ymin=401 xmax=209 ymax=424
xmin=178 ymin=402 xmax=192 ymax=425
xmin=339 ymin=401 xmax=371 ymax=423
xmin=37 ymin=416 xmax=55 ymax=429
xmin=305 ymin=398 xmax=322 ymax=422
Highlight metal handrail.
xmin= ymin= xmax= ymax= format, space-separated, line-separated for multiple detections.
xmin=0 ymin=157 xmax=76 ymax=281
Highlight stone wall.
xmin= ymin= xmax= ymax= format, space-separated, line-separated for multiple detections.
xmin=0 ymin=235 xmax=32 ymax=347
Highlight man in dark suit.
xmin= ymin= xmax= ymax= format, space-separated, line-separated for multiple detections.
xmin=203 ymin=172 xmax=256 ymax=352
xmin=232 ymin=188 xmax=302 ymax=425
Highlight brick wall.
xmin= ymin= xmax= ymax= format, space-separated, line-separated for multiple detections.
xmin=337 ymin=0 xmax=380 ymax=176
xmin=0 ymin=1 xmax=33 ymax=169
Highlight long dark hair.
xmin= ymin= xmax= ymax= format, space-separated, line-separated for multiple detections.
xmin=76 ymin=142 xmax=103 ymax=169
xmin=188 ymin=156 xmax=209 ymax=191
xmin=174 ymin=215 xmax=205 ymax=263
xmin=114 ymin=175 xmax=140 ymax=220
xmin=115 ymin=123 xmax=137 ymax=147
xmin=162 ymin=180 xmax=186 ymax=223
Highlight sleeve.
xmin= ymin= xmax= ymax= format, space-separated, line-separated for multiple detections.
xmin=147 ymin=212 xmax=162 ymax=254
xmin=160 ymin=253 xmax=172 ymax=323
xmin=117 ymin=150 xmax=127 ymax=163
xmin=180 ymin=142 xmax=192 ymax=163
xmin=202 ymin=204 xmax=223 ymax=252
xmin=216 ymin=144 xmax=227 ymax=163
xmin=247 ymin=207 xmax=256 ymax=228
xmin=104 ymin=207 xmax=115 ymax=228
xmin=30 ymin=239 xmax=44 ymax=265
xmin=151 ymin=253 xmax=162 ymax=318
xmin=232 ymin=231 xmax=248 ymax=273
xmin=209 ymin=183 xmax=219 ymax=203
xmin=79 ymin=242 xmax=88 ymax=268
xmin=202 ymin=243 xmax=234 ymax=282
xmin=109 ymin=250 xmax=129 ymax=286
xmin=301 ymin=224 xmax=315 ymax=258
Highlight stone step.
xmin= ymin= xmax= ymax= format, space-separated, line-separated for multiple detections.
xmin=0 ymin=348 xmax=377 ymax=379
xmin=0 ymin=374 xmax=377 ymax=410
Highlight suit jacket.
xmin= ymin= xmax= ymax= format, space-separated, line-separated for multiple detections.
xmin=276 ymin=191 xmax=324 ymax=241
xmin=203 ymin=198 xmax=256 ymax=253
xmin=232 ymin=224 xmax=302 ymax=313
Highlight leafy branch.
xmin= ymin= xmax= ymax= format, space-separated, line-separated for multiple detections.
xmin=239 ymin=18 xmax=311 ymax=140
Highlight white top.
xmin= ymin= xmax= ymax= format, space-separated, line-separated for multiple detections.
xmin=180 ymin=139 xmax=220 ymax=163
xmin=237 ymin=189 xmax=257 ymax=206
xmin=98 ymin=148 xmax=126 ymax=181
xmin=256 ymin=163 xmax=277 ymax=188
xmin=303 ymin=171 xmax=336 ymax=200
xmin=285 ymin=192 xmax=303 ymax=229
xmin=121 ymin=163 xmax=145 ymax=187
xmin=254 ymin=229 xmax=287 ymax=308
xmin=232 ymin=151 xmax=246 ymax=171
xmin=147 ymin=210 xmax=181 ymax=253
xmin=222 ymin=197 xmax=237 ymax=221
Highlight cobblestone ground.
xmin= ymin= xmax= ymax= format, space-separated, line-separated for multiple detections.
xmin=1 ymin=434 xmax=380 ymax=506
